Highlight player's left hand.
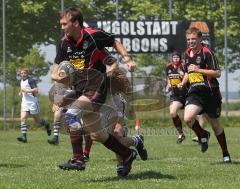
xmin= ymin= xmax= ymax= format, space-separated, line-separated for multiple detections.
xmin=52 ymin=104 xmax=60 ymax=112
xmin=21 ymin=88 xmax=28 ymax=93
xmin=178 ymin=82 xmax=183 ymax=89
xmin=165 ymin=85 xmax=172 ymax=93
xmin=125 ymin=60 xmax=136 ymax=72
xmin=188 ymin=64 xmax=200 ymax=73
xmin=56 ymin=73 xmax=71 ymax=85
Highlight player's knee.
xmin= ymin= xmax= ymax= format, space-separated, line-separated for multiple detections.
xmin=55 ymin=110 xmax=62 ymax=120
xmin=113 ymin=123 xmax=123 ymax=136
xmin=170 ymin=111 xmax=178 ymax=118
xmin=90 ymin=131 xmax=107 ymax=143
xmin=89 ymin=133 xmax=97 ymax=141
xmin=184 ymin=116 xmax=193 ymax=126
xmin=20 ymin=118 xmax=26 ymax=124
xmin=210 ymin=121 xmax=222 ymax=134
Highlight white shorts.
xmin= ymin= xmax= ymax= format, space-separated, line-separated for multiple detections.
xmin=100 ymin=94 xmax=126 ymax=131
xmin=21 ymin=101 xmax=40 ymax=115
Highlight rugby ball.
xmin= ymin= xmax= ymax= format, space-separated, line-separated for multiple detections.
xmin=58 ymin=61 xmax=75 ymax=77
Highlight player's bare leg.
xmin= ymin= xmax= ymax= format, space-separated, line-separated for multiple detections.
xmin=169 ymin=101 xmax=185 ymax=143
xmin=184 ymin=104 xmax=210 ymax=153
xmin=32 ymin=114 xmax=51 ymax=136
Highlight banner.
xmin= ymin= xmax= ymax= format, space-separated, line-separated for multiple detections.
xmin=86 ymin=20 xmax=214 ymax=53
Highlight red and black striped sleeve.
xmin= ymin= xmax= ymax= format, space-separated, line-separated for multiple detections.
xmin=203 ymin=47 xmax=219 ymax=70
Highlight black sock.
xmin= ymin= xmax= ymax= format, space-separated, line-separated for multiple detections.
xmin=84 ymin=135 xmax=93 ymax=156
xmin=103 ymin=134 xmax=131 ymax=161
xmin=216 ymin=130 xmax=229 ymax=155
xmin=172 ymin=115 xmax=183 ymax=135
xmin=70 ymin=130 xmax=83 ymax=158
xmin=191 ymin=120 xmax=205 ymax=138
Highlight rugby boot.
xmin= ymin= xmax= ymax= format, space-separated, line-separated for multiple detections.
xmin=58 ymin=157 xmax=86 ymax=171
xmin=133 ymin=135 xmax=148 ymax=160
xmin=117 ymin=149 xmax=137 ymax=177
xmin=200 ymin=131 xmax=210 ymax=153
xmin=176 ymin=134 xmax=186 ymax=144
xmin=48 ymin=136 xmax=59 ymax=145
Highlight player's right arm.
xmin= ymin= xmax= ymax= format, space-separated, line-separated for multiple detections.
xmin=165 ymin=77 xmax=172 ymax=93
xmin=107 ymin=59 xmax=119 ymax=76
xmin=52 ymin=40 xmax=68 ymax=82
xmin=165 ymin=65 xmax=172 ymax=93
xmin=51 ymin=63 xmax=60 ymax=81
xmin=18 ymin=89 xmax=22 ymax=96
xmin=52 ymin=103 xmax=60 ymax=112
xmin=93 ymin=30 xmax=136 ymax=72
xmin=178 ymin=73 xmax=188 ymax=88
xmin=51 ymin=63 xmax=70 ymax=85
xmin=113 ymin=40 xmax=136 ymax=72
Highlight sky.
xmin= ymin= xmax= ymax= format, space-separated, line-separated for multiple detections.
xmin=37 ymin=45 xmax=240 ymax=96
xmin=37 ymin=45 xmax=55 ymax=96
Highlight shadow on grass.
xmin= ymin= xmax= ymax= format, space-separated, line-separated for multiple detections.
xmin=210 ymin=161 xmax=240 ymax=165
xmin=105 ymin=157 xmax=168 ymax=162
xmin=89 ymin=170 xmax=176 ymax=182
xmin=0 ymin=163 xmax=26 ymax=168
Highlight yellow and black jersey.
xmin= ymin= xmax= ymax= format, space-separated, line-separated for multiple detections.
xmin=184 ymin=43 xmax=220 ymax=91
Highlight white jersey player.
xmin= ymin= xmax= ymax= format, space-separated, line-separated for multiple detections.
xmin=17 ymin=68 xmax=51 ymax=143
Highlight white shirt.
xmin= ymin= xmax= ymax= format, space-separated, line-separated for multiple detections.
xmin=21 ymin=77 xmax=38 ymax=103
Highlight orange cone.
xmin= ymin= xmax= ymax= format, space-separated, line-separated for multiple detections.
xmin=135 ymin=119 xmax=140 ymax=133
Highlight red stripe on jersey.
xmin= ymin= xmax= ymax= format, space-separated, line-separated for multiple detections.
xmin=84 ymin=27 xmax=101 ymax=35
xmin=202 ymin=46 xmax=218 ymax=70
xmin=202 ymin=46 xmax=212 ymax=54
xmin=64 ymin=28 xmax=84 ymax=48
xmin=185 ymin=44 xmax=204 ymax=57
xmin=88 ymin=49 xmax=107 ymax=68
xmin=75 ymin=28 xmax=84 ymax=47
xmin=167 ymin=61 xmax=184 ymax=70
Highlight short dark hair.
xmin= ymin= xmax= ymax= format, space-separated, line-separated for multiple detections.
xmin=186 ymin=27 xmax=202 ymax=38
xmin=171 ymin=51 xmax=181 ymax=60
xmin=61 ymin=7 xmax=83 ymax=26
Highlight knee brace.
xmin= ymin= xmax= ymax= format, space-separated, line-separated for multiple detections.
xmin=65 ymin=109 xmax=84 ymax=131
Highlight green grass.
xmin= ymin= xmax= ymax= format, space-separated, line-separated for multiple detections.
xmin=0 ymin=128 xmax=240 ymax=189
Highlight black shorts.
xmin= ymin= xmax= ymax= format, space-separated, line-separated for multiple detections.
xmin=185 ymin=88 xmax=221 ymax=118
xmin=74 ymin=81 xmax=107 ymax=112
xmin=170 ymin=95 xmax=186 ymax=108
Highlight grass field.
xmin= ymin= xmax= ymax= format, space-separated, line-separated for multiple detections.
xmin=0 ymin=127 xmax=240 ymax=189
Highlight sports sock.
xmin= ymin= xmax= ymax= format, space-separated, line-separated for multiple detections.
xmin=172 ymin=115 xmax=184 ymax=135
xmin=83 ymin=135 xmax=93 ymax=156
xmin=70 ymin=130 xmax=83 ymax=158
xmin=103 ymin=134 xmax=131 ymax=161
xmin=20 ymin=123 xmax=27 ymax=139
xmin=216 ymin=130 xmax=229 ymax=154
xmin=191 ymin=120 xmax=205 ymax=138
xmin=53 ymin=121 xmax=61 ymax=138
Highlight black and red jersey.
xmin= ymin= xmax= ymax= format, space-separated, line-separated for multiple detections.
xmin=166 ymin=61 xmax=187 ymax=96
xmin=55 ymin=27 xmax=115 ymax=73
xmin=184 ymin=44 xmax=220 ymax=91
